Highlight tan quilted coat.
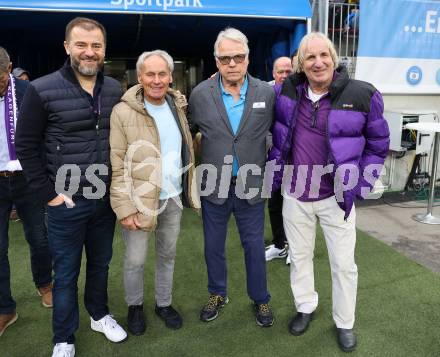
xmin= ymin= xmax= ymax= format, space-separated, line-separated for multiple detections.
xmin=109 ymin=84 xmax=199 ymax=231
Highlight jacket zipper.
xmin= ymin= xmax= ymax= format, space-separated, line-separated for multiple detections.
xmin=56 ymin=144 xmax=61 ymax=167
xmin=325 ymin=107 xmax=336 ymax=176
xmin=176 ymin=106 xmax=194 ymax=209
xmin=145 ymin=107 xmax=161 ymax=225
xmin=95 ymin=118 xmax=102 ymax=165
xmin=281 ymin=86 xmax=303 ymax=164
xmin=95 ymin=95 xmax=102 ymax=164
xmin=311 ymin=101 xmax=319 ymax=128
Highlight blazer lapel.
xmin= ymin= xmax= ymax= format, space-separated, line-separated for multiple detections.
xmin=209 ymin=75 xmax=234 ymax=134
xmin=236 ymin=75 xmax=257 ymax=135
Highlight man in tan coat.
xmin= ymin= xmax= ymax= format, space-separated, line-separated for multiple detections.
xmin=110 ymin=50 xmax=198 ymax=336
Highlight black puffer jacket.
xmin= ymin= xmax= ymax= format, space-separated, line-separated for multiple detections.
xmin=16 ymin=62 xmax=122 ymax=203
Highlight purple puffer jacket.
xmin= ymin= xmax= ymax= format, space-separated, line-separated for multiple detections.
xmin=268 ymin=66 xmax=390 ymax=219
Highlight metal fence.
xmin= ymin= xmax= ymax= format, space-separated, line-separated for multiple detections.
xmin=327 ymin=1 xmax=359 ymax=77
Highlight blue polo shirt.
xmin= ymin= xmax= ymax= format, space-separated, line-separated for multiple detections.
xmin=219 ymin=75 xmax=248 ymax=176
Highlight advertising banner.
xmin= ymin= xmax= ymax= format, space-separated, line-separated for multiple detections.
xmin=355 ymin=0 xmax=440 ymax=94
xmin=0 ymin=0 xmax=312 ymax=19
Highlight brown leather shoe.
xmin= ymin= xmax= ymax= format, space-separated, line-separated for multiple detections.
xmin=37 ymin=283 xmax=53 ymax=308
xmin=0 ymin=311 xmax=18 ymax=337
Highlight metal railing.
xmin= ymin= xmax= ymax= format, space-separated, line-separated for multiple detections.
xmin=327 ymin=1 xmax=359 ymax=77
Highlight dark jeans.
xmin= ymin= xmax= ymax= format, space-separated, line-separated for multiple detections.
xmin=0 ymin=173 xmax=51 ymax=314
xmin=201 ymin=188 xmax=270 ymax=304
xmin=46 ymin=196 xmax=115 ymax=344
xmin=268 ymin=188 xmax=287 ymax=249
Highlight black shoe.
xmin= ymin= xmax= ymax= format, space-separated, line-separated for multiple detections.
xmin=155 ymin=305 xmax=182 ymax=330
xmin=127 ymin=305 xmax=146 ymax=336
xmin=254 ymin=303 xmax=274 ymax=327
xmin=200 ymin=294 xmax=228 ymax=322
xmin=288 ymin=312 xmax=314 ymax=336
xmin=337 ymin=328 xmax=357 ymax=352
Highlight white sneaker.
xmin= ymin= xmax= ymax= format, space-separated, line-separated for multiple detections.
xmin=90 ymin=314 xmax=127 ymax=343
xmin=286 ymin=250 xmax=291 ymax=265
xmin=52 ymin=343 xmax=75 ymax=357
xmin=265 ymin=244 xmax=287 ymax=261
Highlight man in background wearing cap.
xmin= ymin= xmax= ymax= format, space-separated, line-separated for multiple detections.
xmin=0 ymin=46 xmax=53 ymax=338
xmin=12 ymin=68 xmax=30 ymax=81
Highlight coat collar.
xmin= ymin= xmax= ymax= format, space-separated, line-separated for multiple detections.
xmin=208 ymin=72 xmax=258 ymax=136
xmin=122 ymin=84 xmax=187 ymax=115
xmin=60 ymin=58 xmax=104 ymax=92
xmin=284 ymin=65 xmax=350 ymax=99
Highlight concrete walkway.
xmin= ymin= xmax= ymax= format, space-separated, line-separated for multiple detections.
xmin=356 ymin=197 xmax=440 ymax=274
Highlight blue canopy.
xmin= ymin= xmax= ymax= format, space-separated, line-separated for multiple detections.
xmin=0 ymin=2 xmax=310 ymax=81
xmin=0 ymin=0 xmax=312 ymax=19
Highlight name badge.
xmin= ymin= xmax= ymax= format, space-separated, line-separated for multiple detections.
xmin=252 ymin=102 xmax=266 ymax=109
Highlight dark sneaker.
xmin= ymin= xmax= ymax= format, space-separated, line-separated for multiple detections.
xmin=255 ymin=303 xmax=274 ymax=327
xmin=200 ymin=294 xmax=228 ymax=322
xmin=155 ymin=305 xmax=182 ymax=330
xmin=127 ymin=305 xmax=146 ymax=336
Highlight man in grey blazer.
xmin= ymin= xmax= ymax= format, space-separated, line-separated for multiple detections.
xmin=188 ymin=27 xmax=275 ymax=327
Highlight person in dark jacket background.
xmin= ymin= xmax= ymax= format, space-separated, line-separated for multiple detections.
xmin=12 ymin=67 xmax=30 ymax=81
xmin=268 ymin=32 xmax=390 ymax=352
xmin=0 ymin=47 xmax=52 ymax=338
xmin=15 ymin=17 xmax=126 ymax=357
xmin=9 ymin=66 xmax=30 ymax=221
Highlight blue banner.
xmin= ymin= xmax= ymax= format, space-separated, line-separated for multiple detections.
xmin=356 ymin=0 xmax=440 ymax=94
xmin=358 ymin=0 xmax=440 ymax=59
xmin=0 ymin=0 xmax=312 ymax=19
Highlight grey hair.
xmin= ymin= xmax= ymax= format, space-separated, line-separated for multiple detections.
xmin=296 ymin=32 xmax=339 ymax=73
xmin=0 ymin=47 xmax=11 ymax=73
xmin=136 ymin=50 xmax=174 ymax=74
xmin=214 ymin=27 xmax=249 ymax=58
xmin=272 ymin=56 xmax=292 ymax=72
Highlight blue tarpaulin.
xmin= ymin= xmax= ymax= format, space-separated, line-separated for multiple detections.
xmin=0 ymin=1 xmax=310 ymax=80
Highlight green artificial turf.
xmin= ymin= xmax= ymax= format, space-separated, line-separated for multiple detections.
xmin=2 ymin=209 xmax=440 ymax=356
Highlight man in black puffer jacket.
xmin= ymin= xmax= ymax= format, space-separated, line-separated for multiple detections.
xmin=16 ymin=17 xmax=126 ymax=357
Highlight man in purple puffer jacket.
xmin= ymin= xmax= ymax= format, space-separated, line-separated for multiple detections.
xmin=268 ymin=32 xmax=389 ymax=352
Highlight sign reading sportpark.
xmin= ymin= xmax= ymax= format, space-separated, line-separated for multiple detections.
xmin=0 ymin=0 xmax=312 ymax=18
xmin=355 ymin=0 xmax=440 ymax=94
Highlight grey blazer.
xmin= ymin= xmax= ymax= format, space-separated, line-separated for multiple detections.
xmin=188 ymin=73 xmax=275 ymax=205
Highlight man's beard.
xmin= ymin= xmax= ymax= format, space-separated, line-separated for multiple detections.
xmin=71 ymin=56 xmax=103 ymax=77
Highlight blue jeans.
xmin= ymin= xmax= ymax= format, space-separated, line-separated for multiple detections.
xmin=201 ymin=188 xmax=270 ymax=304
xmin=46 ymin=196 xmax=115 ymax=344
xmin=0 ymin=173 xmax=51 ymax=314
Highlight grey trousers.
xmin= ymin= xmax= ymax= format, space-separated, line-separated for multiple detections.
xmin=122 ymin=198 xmax=182 ymax=307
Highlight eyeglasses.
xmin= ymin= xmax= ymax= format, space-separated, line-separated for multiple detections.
xmin=216 ymin=54 xmax=247 ymax=65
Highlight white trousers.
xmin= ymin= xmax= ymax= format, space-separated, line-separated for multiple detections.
xmin=282 ymin=195 xmax=358 ymax=329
